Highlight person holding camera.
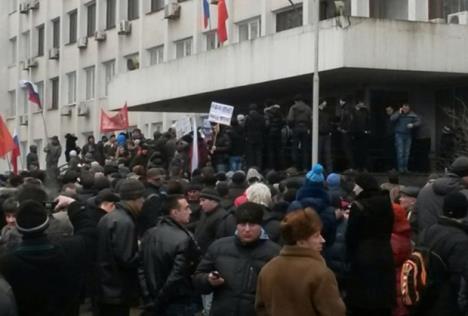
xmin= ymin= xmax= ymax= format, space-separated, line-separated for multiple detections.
xmin=390 ymin=103 xmax=421 ymax=173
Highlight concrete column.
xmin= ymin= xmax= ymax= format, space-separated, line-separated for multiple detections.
xmin=303 ymin=0 xmax=315 ymax=25
xmin=193 ymin=0 xmax=202 ymax=54
xmin=226 ymin=0 xmax=234 ymax=45
xmin=351 ymin=0 xmax=370 ymax=17
xmin=408 ymin=0 xmax=428 ymax=21
xmin=261 ymin=0 xmax=274 ymax=36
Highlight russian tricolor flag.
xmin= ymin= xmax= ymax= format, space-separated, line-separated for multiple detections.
xmin=203 ymin=0 xmax=210 ymax=28
xmin=19 ymin=80 xmax=42 ymax=109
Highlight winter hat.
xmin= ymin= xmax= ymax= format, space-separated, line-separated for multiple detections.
xmin=449 ymin=157 xmax=468 ymax=177
xmin=246 ymin=183 xmax=272 ymax=207
xmin=232 ymin=171 xmax=246 ymax=185
xmin=306 ymin=164 xmax=325 ymax=183
xmin=70 ymin=150 xmax=77 ymax=157
xmin=443 ymin=192 xmax=468 ymax=219
xmin=246 ymin=168 xmax=263 ymax=183
xmin=235 ymin=202 xmax=264 ymax=225
xmin=199 ymin=188 xmax=221 ymax=202
xmin=118 ymin=179 xmax=145 ymax=200
xmin=326 ymin=173 xmax=341 ymax=188
xmin=96 ymin=188 xmax=120 ymax=205
xmin=354 ymin=173 xmax=379 ymax=192
xmin=287 ymin=200 xmax=303 ymax=213
xmin=16 ymin=200 xmax=49 ymax=235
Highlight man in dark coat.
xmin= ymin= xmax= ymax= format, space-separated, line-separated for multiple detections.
xmin=336 ymin=98 xmax=354 ymax=169
xmin=141 ymin=195 xmax=202 ymax=315
xmin=193 ymin=202 xmax=280 ymax=316
xmin=138 ymin=168 xmax=166 ymax=237
xmin=0 ymin=192 xmax=95 ymax=316
xmin=345 ymin=173 xmax=395 ymax=316
xmin=26 ymin=145 xmax=39 ymax=171
xmin=350 ymin=101 xmax=371 ymax=171
xmin=265 ymin=104 xmax=285 ymax=170
xmin=44 ymin=136 xmax=62 ymax=183
xmin=287 ymin=95 xmax=312 ymax=171
xmin=96 ymin=179 xmax=145 ymax=316
xmin=414 ymin=156 xmax=468 ymax=236
xmin=416 ymin=192 xmax=468 ymax=316
xmin=244 ymin=104 xmax=266 ymax=170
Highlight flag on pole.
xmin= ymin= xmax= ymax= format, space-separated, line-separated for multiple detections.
xmin=19 ymin=80 xmax=42 ymax=109
xmin=11 ymin=130 xmax=20 ymax=175
xmin=191 ymin=118 xmax=199 ymax=173
xmin=100 ymin=104 xmax=129 ymax=133
xmin=217 ymin=0 xmax=228 ymax=43
xmin=0 ymin=115 xmax=15 ymax=158
xmin=203 ymin=0 xmax=210 ymax=28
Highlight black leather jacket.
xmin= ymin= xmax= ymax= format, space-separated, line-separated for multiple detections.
xmin=141 ymin=217 xmax=201 ymax=306
xmin=96 ymin=202 xmax=140 ymax=305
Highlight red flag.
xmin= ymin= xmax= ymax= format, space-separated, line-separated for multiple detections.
xmin=0 ymin=115 xmax=14 ymax=158
xmin=100 ymin=104 xmax=129 ymax=133
xmin=217 ymin=0 xmax=228 ymax=43
xmin=11 ymin=130 xmax=20 ymax=174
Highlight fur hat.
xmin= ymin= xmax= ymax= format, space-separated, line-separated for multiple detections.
xmin=246 ymin=168 xmax=263 ymax=183
xmin=443 ymin=191 xmax=468 ymax=219
xmin=199 ymin=188 xmax=221 ymax=202
xmin=118 ymin=179 xmax=145 ymax=200
xmin=16 ymin=200 xmax=49 ymax=235
xmin=235 ymin=202 xmax=264 ymax=225
xmin=246 ymin=183 xmax=272 ymax=207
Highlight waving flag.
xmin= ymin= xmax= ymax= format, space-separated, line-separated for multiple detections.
xmin=100 ymin=104 xmax=129 ymax=133
xmin=19 ymin=80 xmax=42 ymax=109
xmin=217 ymin=0 xmax=228 ymax=43
xmin=11 ymin=130 xmax=20 ymax=174
xmin=203 ymin=0 xmax=210 ymax=28
xmin=0 ymin=115 xmax=15 ymax=158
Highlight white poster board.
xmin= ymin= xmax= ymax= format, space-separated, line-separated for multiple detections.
xmin=175 ymin=117 xmax=192 ymax=139
xmin=208 ymin=102 xmax=234 ymax=126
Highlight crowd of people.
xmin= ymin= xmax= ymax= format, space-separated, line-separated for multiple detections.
xmin=2 ymin=117 xmax=468 ymax=316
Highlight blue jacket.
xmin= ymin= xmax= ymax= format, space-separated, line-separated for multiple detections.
xmin=390 ymin=111 xmax=421 ymax=134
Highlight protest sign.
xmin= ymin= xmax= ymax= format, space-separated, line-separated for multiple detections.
xmin=208 ymin=102 xmax=234 ymax=126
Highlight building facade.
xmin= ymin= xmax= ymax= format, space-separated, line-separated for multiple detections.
xmin=1 ymin=0 xmax=468 ymax=172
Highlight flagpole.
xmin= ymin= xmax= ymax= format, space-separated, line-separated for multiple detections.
xmin=40 ymin=111 xmax=50 ymax=141
xmin=5 ymin=154 xmax=12 ymax=173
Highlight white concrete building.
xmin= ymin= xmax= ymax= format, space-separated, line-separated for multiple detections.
xmin=1 ymin=0 xmax=468 ymax=173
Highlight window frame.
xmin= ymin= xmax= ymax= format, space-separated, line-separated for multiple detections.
xmin=68 ymin=10 xmax=78 ymax=44
xmin=52 ymin=18 xmax=60 ymax=49
xmin=50 ymin=77 xmax=59 ymax=110
xmin=85 ymin=66 xmax=96 ymax=101
xmin=237 ymin=17 xmax=261 ymax=42
xmin=175 ymin=37 xmax=193 ymax=59
xmin=128 ymin=0 xmax=139 ymax=21
xmin=106 ymin=0 xmax=116 ymax=29
xmin=37 ymin=24 xmax=45 ymax=57
xmin=148 ymin=45 xmax=164 ymax=65
xmin=275 ymin=5 xmax=303 ymax=32
xmin=87 ymin=2 xmax=97 ymax=38
xmin=66 ymin=71 xmax=77 ymax=105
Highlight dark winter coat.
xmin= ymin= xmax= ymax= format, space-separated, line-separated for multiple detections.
xmin=0 ymin=277 xmax=16 ymax=316
xmin=138 ymin=183 xmax=164 ymax=237
xmin=141 ymin=217 xmax=201 ymax=307
xmin=265 ymin=108 xmax=285 ymax=137
xmin=287 ymin=101 xmax=312 ymax=127
xmin=415 ymin=173 xmax=464 ymax=234
xmin=96 ymin=202 xmax=140 ymax=305
xmin=212 ymin=131 xmax=231 ymax=166
xmin=350 ymin=106 xmax=371 ymax=134
xmin=345 ymin=190 xmax=396 ymax=310
xmin=244 ymin=110 xmax=266 ymax=144
xmin=0 ymin=202 xmax=95 ymax=316
xmin=324 ymin=217 xmax=348 ymax=287
xmin=227 ymin=125 xmax=245 ymax=156
xmin=416 ymin=217 xmax=468 ymax=316
xmin=337 ymin=103 xmax=353 ymax=133
xmin=194 ymin=206 xmax=227 ymax=254
xmin=26 ymin=146 xmax=39 ymax=171
xmin=193 ymin=235 xmax=280 ymax=316
xmin=390 ymin=111 xmax=421 ymax=135
xmin=44 ymin=140 xmax=61 ymax=168
xmin=228 ymin=183 xmax=247 ymax=200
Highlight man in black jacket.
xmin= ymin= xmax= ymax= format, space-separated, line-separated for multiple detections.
xmin=96 ymin=179 xmax=145 ymax=316
xmin=193 ymin=202 xmax=280 ymax=316
xmin=244 ymin=104 xmax=266 ymax=170
xmin=141 ymin=195 xmax=202 ymax=315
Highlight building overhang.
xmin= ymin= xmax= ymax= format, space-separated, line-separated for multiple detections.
xmin=108 ymin=17 xmax=468 ymax=113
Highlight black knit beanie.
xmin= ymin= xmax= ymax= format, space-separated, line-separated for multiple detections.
xmin=16 ymin=200 xmax=49 ymax=235
xmin=443 ymin=192 xmax=468 ymax=219
xmin=118 ymin=179 xmax=145 ymax=200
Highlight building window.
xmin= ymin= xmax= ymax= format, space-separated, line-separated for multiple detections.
xmin=175 ymin=37 xmax=193 ymax=59
xmin=36 ymin=81 xmax=44 ymax=110
xmin=276 ymin=6 xmax=303 ymax=32
xmin=238 ymin=17 xmax=261 ymax=42
xmin=205 ymin=31 xmax=218 ymax=51
xmin=87 ymin=2 xmax=96 ymax=37
xmin=148 ymin=46 xmax=164 ymax=65
xmin=52 ymin=18 xmax=60 ymax=49
xmin=22 ymin=31 xmax=30 ymax=60
xmin=128 ymin=0 xmax=139 ymax=20
xmin=50 ymin=77 xmax=59 ymax=110
xmin=106 ymin=0 xmax=116 ymax=29
xmin=37 ymin=25 xmax=45 ymax=57
xmin=9 ymin=37 xmax=16 ymax=65
xmin=85 ymin=66 xmax=95 ymax=100
xmin=125 ymin=53 xmax=140 ymax=71
xmin=151 ymin=0 xmax=164 ymax=12
xmin=8 ymin=90 xmax=16 ymax=117
xmin=69 ymin=10 xmax=77 ymax=44
xmin=103 ymin=60 xmax=115 ymax=96
xmin=67 ymin=72 xmax=76 ymax=104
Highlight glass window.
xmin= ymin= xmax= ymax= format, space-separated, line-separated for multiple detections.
xmin=85 ymin=66 xmax=95 ymax=100
xmin=36 ymin=81 xmax=44 ymax=110
xmin=151 ymin=0 xmax=165 ymax=12
xmin=148 ymin=46 xmax=164 ymax=65
xmin=8 ymin=90 xmax=16 ymax=117
xmin=9 ymin=37 xmax=16 ymax=65
xmin=69 ymin=10 xmax=77 ymax=44
xmin=125 ymin=53 xmax=140 ymax=71
xmin=52 ymin=18 xmax=60 ymax=49
xmin=128 ymin=0 xmax=139 ymax=20
xmin=106 ymin=0 xmax=116 ymax=29
xmin=238 ymin=17 xmax=261 ymax=42
xmin=87 ymin=2 xmax=96 ymax=37
xmin=206 ymin=31 xmax=218 ymax=51
xmin=103 ymin=60 xmax=115 ymax=96
xmin=50 ymin=77 xmax=59 ymax=110
xmin=276 ymin=6 xmax=303 ymax=32
xmin=37 ymin=25 xmax=44 ymax=56
xmin=67 ymin=72 xmax=76 ymax=104
xmin=175 ymin=37 xmax=193 ymax=59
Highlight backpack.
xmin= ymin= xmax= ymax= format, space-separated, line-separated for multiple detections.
xmin=400 ymin=246 xmax=447 ymax=308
